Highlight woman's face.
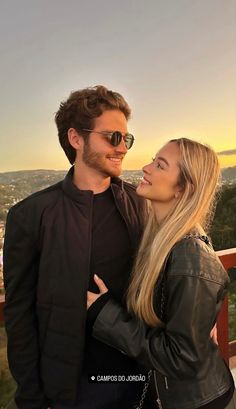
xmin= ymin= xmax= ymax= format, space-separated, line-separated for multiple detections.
xmin=136 ymin=141 xmax=183 ymax=206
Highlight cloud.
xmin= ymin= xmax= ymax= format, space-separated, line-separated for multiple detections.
xmin=217 ymin=149 xmax=236 ymax=156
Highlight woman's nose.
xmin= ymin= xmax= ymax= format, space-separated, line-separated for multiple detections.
xmin=142 ymin=162 xmax=152 ymax=173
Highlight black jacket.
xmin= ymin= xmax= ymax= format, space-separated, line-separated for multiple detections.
xmin=3 ymin=167 xmax=146 ymax=409
xmin=92 ymin=237 xmax=232 ymax=409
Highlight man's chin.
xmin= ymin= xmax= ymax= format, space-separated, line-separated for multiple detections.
xmin=105 ymin=164 xmax=122 ymax=178
xmin=108 ymin=169 xmax=122 ymax=178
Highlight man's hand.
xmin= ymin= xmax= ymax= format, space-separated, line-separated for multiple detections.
xmin=87 ymin=274 xmax=108 ymax=309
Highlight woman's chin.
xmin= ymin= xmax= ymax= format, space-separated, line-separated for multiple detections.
xmin=136 ymin=184 xmax=147 ymax=198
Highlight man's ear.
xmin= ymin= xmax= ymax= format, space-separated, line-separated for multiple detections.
xmin=68 ymin=128 xmax=84 ymax=150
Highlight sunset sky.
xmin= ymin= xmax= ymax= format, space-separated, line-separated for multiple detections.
xmin=0 ymin=0 xmax=235 ymax=172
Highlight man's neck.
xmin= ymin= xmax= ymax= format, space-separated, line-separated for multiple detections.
xmin=73 ymin=163 xmax=111 ymax=194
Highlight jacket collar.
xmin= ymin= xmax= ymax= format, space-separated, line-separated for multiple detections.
xmin=62 ymin=166 xmax=124 ymax=203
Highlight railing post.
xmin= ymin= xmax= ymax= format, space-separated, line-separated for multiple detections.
xmin=217 ymin=297 xmax=229 ymax=364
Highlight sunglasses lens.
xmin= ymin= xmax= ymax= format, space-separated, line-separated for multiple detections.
xmin=110 ymin=132 xmax=135 ymax=149
xmin=125 ymin=134 xmax=134 ymax=149
xmin=111 ymin=131 xmax=122 ymax=146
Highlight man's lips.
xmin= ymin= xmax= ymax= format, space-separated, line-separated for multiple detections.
xmin=107 ymin=156 xmax=124 ymax=163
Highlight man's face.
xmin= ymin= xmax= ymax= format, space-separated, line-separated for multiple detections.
xmin=81 ymin=110 xmax=129 ymax=178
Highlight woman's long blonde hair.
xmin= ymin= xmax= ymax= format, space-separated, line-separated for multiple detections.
xmin=127 ymin=138 xmax=221 ymax=326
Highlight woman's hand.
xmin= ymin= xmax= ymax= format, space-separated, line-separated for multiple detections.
xmin=87 ymin=274 xmax=108 ymax=309
xmin=210 ymin=323 xmax=218 ymax=345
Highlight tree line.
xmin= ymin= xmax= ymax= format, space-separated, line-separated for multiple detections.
xmin=211 ymin=184 xmax=236 ymax=251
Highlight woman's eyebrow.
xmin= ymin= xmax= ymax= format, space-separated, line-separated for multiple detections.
xmin=156 ymin=156 xmax=169 ymax=166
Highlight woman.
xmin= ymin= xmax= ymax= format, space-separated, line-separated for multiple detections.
xmin=87 ymin=138 xmax=235 ymax=409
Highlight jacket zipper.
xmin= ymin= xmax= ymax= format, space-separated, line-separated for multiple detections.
xmin=154 ymin=371 xmax=164 ymax=409
xmin=87 ymin=194 xmax=94 ymax=288
xmin=164 ymin=376 xmax=168 ymax=389
xmin=110 ymin=184 xmax=131 ymax=240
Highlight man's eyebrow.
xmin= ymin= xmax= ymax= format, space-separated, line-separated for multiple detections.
xmin=103 ymin=130 xmax=127 ymax=133
xmin=156 ymin=156 xmax=169 ymax=166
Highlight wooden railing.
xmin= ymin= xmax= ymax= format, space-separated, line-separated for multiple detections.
xmin=216 ymin=248 xmax=236 ymax=365
xmin=0 ymin=248 xmax=236 ymax=364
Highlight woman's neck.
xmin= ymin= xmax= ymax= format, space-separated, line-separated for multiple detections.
xmin=152 ymin=201 xmax=175 ymax=224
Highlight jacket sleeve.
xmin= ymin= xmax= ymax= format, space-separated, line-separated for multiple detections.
xmin=3 ymin=204 xmax=48 ymax=409
xmin=93 ymin=241 xmax=228 ymax=379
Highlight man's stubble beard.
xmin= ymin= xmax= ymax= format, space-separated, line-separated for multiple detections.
xmin=82 ymin=140 xmax=122 ymax=178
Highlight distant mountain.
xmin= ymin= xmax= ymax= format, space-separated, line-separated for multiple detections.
xmin=0 ymin=167 xmax=236 ymax=231
xmin=0 ymin=169 xmax=66 ymax=188
xmin=221 ymin=166 xmax=236 ymax=184
xmin=0 ymin=166 xmax=235 ymax=189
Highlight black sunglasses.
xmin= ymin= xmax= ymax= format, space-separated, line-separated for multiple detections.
xmin=82 ymin=129 xmax=135 ymax=149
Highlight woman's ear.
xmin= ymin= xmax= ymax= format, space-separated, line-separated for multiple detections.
xmin=188 ymin=183 xmax=195 ymax=195
xmin=175 ymin=183 xmax=185 ymax=199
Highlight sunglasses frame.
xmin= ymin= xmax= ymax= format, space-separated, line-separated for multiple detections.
xmin=82 ymin=129 xmax=135 ymax=149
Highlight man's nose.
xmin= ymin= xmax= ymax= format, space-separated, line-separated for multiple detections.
xmin=115 ymin=137 xmax=128 ymax=153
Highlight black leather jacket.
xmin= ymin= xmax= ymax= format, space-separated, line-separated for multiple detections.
xmin=3 ymin=167 xmax=146 ymax=409
xmin=93 ymin=237 xmax=232 ymax=409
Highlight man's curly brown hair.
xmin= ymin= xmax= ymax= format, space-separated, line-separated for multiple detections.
xmin=55 ymin=85 xmax=131 ymax=164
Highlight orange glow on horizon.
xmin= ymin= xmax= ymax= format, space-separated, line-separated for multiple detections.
xmin=218 ymin=155 xmax=236 ymax=169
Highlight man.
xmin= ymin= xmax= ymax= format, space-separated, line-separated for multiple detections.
xmin=3 ymin=86 xmax=147 ymax=409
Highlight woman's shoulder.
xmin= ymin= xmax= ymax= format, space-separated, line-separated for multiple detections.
xmin=167 ymin=235 xmax=229 ymax=285
xmin=172 ymin=234 xmax=212 ymax=256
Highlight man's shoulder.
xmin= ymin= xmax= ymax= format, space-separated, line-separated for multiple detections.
xmin=9 ymin=180 xmax=63 ymax=215
xmin=122 ymin=180 xmax=137 ymax=193
xmin=121 ymin=180 xmax=147 ymax=220
xmin=123 ymin=180 xmax=145 ymax=203
xmin=111 ymin=177 xmax=137 ymax=197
